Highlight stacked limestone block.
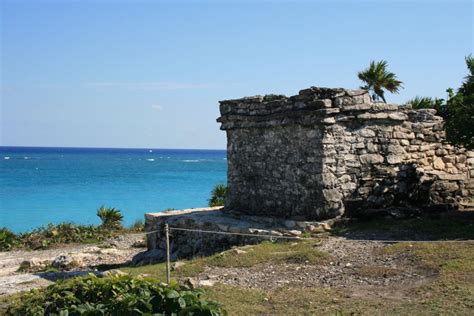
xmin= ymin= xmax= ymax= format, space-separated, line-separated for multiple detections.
xmin=135 ymin=207 xmax=328 ymax=263
xmin=218 ymin=87 xmax=473 ymax=220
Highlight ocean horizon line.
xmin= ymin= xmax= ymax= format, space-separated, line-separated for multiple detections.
xmin=0 ymin=145 xmax=226 ymax=152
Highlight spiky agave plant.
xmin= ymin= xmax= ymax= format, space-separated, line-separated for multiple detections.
xmin=97 ymin=206 xmax=124 ymax=230
xmin=406 ymin=96 xmax=444 ymax=110
xmin=358 ymin=60 xmax=403 ymax=103
xmin=208 ymin=184 xmax=227 ymax=207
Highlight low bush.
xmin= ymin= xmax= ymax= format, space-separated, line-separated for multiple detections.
xmin=0 ymin=228 xmax=18 ymax=250
xmin=6 ymin=274 xmax=226 ymax=315
xmin=0 ymin=223 xmax=117 ymax=251
xmin=24 ymin=223 xmax=116 ymax=250
xmin=128 ymin=219 xmax=145 ymax=232
xmin=0 ymin=207 xmax=144 ymax=251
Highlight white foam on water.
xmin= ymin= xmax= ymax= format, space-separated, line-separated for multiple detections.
xmin=4 ymin=157 xmax=10 ymax=160
xmin=24 ymin=157 xmax=30 ymax=160
xmin=146 ymin=158 xmax=155 ymax=162
xmin=182 ymin=159 xmax=199 ymax=162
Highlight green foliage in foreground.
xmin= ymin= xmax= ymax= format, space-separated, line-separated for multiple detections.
xmin=0 ymin=206 xmax=144 ymax=251
xmin=0 ymin=223 xmax=116 ymax=251
xmin=208 ymin=184 xmax=227 ymax=207
xmin=6 ymin=274 xmax=226 ymax=316
xmin=0 ymin=228 xmax=18 ymax=251
xmin=407 ymin=55 xmax=474 ymax=149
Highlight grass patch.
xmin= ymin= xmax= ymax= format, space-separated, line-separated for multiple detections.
xmin=123 ymin=240 xmax=327 ymax=279
xmin=385 ymin=242 xmax=474 ymax=275
xmin=202 ymin=280 xmax=474 ymax=315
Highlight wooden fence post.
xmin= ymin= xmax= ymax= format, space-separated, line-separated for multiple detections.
xmin=165 ymin=223 xmax=171 ymax=284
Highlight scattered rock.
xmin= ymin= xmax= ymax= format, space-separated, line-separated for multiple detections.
xmin=307 ymin=225 xmax=325 ymax=234
xmin=183 ymin=277 xmax=216 ymax=288
xmin=131 ymin=239 xmax=147 ymax=248
xmin=99 ymin=248 xmax=120 ymax=255
xmin=288 ymin=230 xmax=302 ymax=237
xmin=83 ymin=246 xmax=101 ymax=253
xmin=18 ymin=258 xmax=49 ymax=272
xmin=199 ymin=279 xmax=216 ymax=287
xmin=320 ymin=222 xmax=332 ymax=231
xmin=171 ymin=261 xmax=186 ymax=271
xmin=199 ymin=237 xmax=433 ymax=290
xmin=52 ymin=255 xmax=82 ymax=270
xmin=231 ymin=248 xmax=247 ymax=255
xmin=183 ymin=277 xmax=199 ymax=289
xmin=101 ymin=269 xmax=128 ymax=277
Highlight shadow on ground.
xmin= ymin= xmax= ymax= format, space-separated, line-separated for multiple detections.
xmin=331 ymin=210 xmax=474 ymax=241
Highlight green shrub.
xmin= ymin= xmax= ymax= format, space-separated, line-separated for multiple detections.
xmin=0 ymin=228 xmax=18 ymax=251
xmin=18 ymin=223 xmax=115 ymax=250
xmin=129 ymin=219 xmax=145 ymax=232
xmin=97 ymin=206 xmax=124 ymax=230
xmin=208 ymin=184 xmax=227 ymax=207
xmin=2 ymin=206 xmax=142 ymax=251
xmin=1 ymin=223 xmax=118 ymax=251
xmin=407 ymin=55 xmax=474 ymax=149
xmin=6 ymin=274 xmax=226 ymax=315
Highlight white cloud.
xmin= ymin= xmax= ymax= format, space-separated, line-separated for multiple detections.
xmin=151 ymin=104 xmax=163 ymax=111
xmin=86 ymin=82 xmax=212 ymax=90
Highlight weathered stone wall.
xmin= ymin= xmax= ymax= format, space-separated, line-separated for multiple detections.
xmin=218 ymin=87 xmax=473 ymax=220
xmin=135 ymin=207 xmax=332 ymax=264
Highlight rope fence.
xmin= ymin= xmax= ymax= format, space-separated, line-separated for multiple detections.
xmin=1 ymin=225 xmax=473 ymax=284
xmin=132 ymin=226 xmax=474 ymax=244
xmin=154 ymin=223 xmax=474 ymax=284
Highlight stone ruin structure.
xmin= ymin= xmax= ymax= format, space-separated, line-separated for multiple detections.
xmin=218 ymin=87 xmax=473 ymax=219
xmin=137 ymin=87 xmax=473 ymax=263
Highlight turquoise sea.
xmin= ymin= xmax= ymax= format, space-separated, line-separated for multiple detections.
xmin=0 ymin=147 xmax=227 ymax=233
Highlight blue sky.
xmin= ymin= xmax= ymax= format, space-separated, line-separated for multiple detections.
xmin=1 ymin=0 xmax=472 ymax=149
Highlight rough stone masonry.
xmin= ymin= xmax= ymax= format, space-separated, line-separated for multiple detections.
xmin=217 ymin=87 xmax=474 ymax=220
xmin=138 ymin=86 xmax=473 ymax=263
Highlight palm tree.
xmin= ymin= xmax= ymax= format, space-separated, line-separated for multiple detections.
xmin=97 ymin=206 xmax=123 ymax=230
xmin=358 ymin=60 xmax=403 ymax=103
xmin=208 ymin=184 xmax=227 ymax=207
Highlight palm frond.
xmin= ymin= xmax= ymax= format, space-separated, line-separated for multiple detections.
xmin=357 ymin=60 xmax=403 ymax=102
xmin=97 ymin=206 xmax=123 ymax=230
xmin=208 ymin=184 xmax=227 ymax=207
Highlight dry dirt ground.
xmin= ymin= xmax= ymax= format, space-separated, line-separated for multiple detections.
xmin=200 ymin=237 xmax=435 ymax=292
xmin=0 ymin=234 xmax=146 ymax=296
